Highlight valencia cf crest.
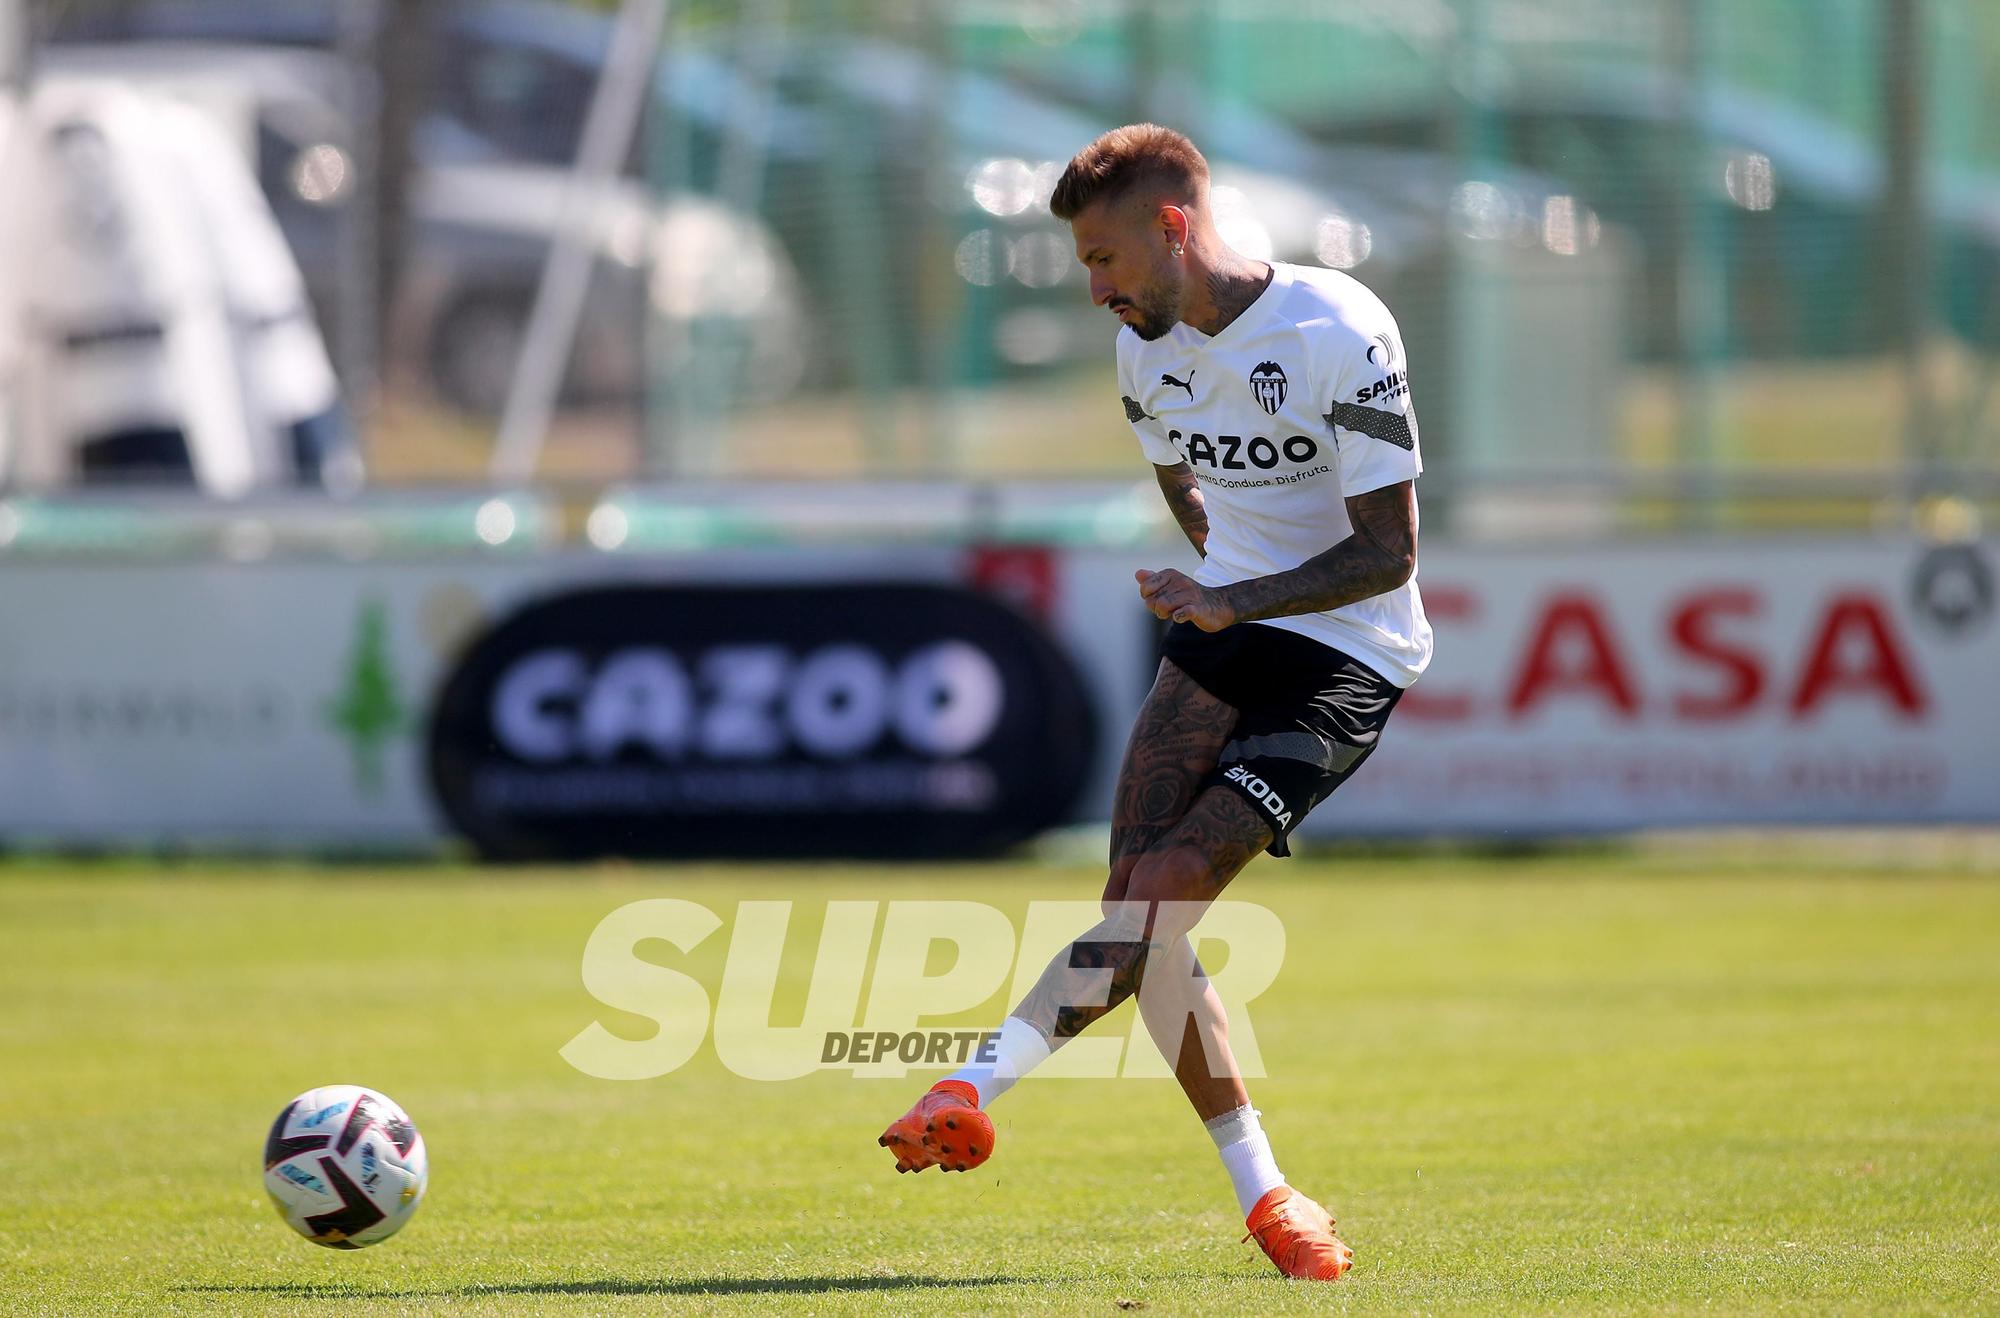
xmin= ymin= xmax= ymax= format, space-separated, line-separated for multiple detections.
xmin=1248 ymin=361 xmax=1287 ymax=415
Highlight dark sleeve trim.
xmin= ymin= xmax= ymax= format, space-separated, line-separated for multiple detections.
xmin=1324 ymin=401 xmax=1413 ymax=451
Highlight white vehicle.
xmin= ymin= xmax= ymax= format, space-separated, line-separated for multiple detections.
xmin=37 ymin=42 xmax=815 ymax=418
xmin=0 ymin=74 xmax=356 ymax=494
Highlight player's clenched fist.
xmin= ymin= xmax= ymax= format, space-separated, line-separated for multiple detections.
xmin=1136 ymin=568 xmax=1237 ymax=632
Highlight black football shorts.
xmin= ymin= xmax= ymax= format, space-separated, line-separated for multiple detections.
xmin=1161 ymin=620 xmax=1405 ymax=857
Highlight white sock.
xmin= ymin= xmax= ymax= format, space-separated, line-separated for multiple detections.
xmin=1205 ymin=1104 xmax=1286 ymax=1217
xmin=946 ymin=1017 xmax=1052 ymax=1108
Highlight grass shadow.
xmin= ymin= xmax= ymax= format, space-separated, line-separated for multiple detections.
xmin=175 ymin=1274 xmax=1023 ymax=1299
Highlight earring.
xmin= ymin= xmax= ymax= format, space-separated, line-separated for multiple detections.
xmin=1170 ymin=242 xmax=1184 ymax=258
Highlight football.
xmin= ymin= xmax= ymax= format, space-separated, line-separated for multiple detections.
xmin=262 ymin=1085 xmax=428 ymax=1249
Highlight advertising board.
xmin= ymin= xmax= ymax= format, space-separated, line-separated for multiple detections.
xmin=0 ymin=537 xmax=1990 ymax=850
xmin=428 ymin=582 xmax=1095 ymax=859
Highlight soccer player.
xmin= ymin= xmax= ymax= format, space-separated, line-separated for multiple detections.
xmin=879 ymin=124 xmax=1431 ymax=1281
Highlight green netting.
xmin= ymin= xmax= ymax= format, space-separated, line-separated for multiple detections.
xmin=637 ymin=0 xmax=1996 ymax=520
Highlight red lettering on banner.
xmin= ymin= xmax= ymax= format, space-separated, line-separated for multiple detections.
xmin=1506 ymin=595 xmax=1640 ymax=719
xmin=1789 ymin=594 xmax=1927 ymax=719
xmin=1669 ymin=589 xmax=1765 ymax=720
xmin=1399 ymin=585 xmax=1476 ymax=721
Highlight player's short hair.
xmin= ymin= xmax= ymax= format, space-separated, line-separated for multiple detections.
xmin=1049 ymin=123 xmax=1209 ymax=222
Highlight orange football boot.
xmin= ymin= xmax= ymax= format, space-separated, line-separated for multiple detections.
xmin=1243 ymin=1185 xmax=1353 ymax=1280
xmin=877 ymin=1079 xmax=993 ymax=1174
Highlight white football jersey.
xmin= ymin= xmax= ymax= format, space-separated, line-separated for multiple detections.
xmin=1117 ymin=261 xmax=1432 ymax=685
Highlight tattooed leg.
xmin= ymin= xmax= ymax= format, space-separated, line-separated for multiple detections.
xmin=1101 ymin=661 xmax=1256 ymax=1120
xmin=1013 ymin=787 xmax=1272 ymax=1067
xmin=955 ymin=663 xmax=1265 ymax=1119
xmin=1107 ymin=659 xmax=1238 ymax=875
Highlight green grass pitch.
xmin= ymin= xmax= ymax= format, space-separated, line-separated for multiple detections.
xmin=1 ymin=847 xmax=1996 ymax=1315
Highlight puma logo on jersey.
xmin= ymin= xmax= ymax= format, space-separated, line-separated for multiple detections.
xmin=1160 ymin=370 xmax=1196 ymax=400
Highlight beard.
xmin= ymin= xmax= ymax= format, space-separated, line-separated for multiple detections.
xmin=1117 ymin=275 xmax=1182 ymax=341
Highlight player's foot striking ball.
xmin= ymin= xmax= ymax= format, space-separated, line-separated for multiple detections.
xmin=879 ymin=123 xmax=1432 ymax=1282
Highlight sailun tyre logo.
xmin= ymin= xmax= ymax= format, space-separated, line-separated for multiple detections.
xmin=1248 ymin=361 xmax=1288 ymax=416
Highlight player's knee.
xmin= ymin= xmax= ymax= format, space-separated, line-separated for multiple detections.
xmin=1100 ymin=860 xmax=1140 ymax=915
xmin=1126 ymin=847 xmax=1210 ymax=902
xmin=1122 ymin=851 xmax=1213 ymax=939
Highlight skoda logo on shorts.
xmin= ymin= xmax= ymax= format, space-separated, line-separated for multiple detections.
xmin=1248 ymin=362 xmax=1287 ymax=416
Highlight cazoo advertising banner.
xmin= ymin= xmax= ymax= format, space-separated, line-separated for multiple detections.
xmin=0 ymin=537 xmax=1992 ymax=850
xmin=426 ymin=582 xmax=1096 ymax=860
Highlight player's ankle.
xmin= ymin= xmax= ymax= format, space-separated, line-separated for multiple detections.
xmin=943 ymin=1016 xmax=1052 ymax=1107
xmin=1206 ymin=1106 xmax=1287 ymax=1217
xmin=926 ymin=1079 xmax=981 ymax=1107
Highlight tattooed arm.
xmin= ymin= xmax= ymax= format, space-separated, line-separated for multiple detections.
xmin=1153 ymin=462 xmax=1208 ymax=556
xmin=1135 ymin=480 xmax=1417 ymax=631
xmin=1222 ymin=480 xmax=1416 ymax=621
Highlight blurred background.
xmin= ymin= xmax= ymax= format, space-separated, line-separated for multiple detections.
xmin=0 ymin=0 xmax=1995 ymax=856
